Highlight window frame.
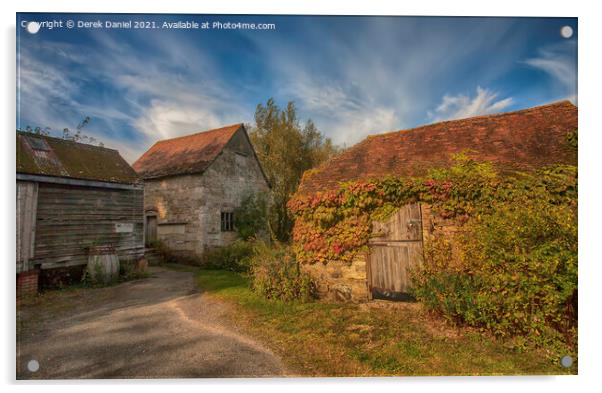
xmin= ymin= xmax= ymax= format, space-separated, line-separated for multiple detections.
xmin=220 ymin=211 xmax=235 ymax=232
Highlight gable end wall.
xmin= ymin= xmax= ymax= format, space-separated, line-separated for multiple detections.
xmin=143 ymin=128 xmax=269 ymax=257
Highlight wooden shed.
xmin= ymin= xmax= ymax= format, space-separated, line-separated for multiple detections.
xmin=16 ymin=131 xmax=144 ymax=295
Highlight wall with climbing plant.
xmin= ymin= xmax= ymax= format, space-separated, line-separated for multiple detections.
xmin=288 ymin=152 xmax=577 ymax=356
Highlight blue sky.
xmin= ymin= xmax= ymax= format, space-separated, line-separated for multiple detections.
xmin=17 ymin=13 xmax=577 ymax=162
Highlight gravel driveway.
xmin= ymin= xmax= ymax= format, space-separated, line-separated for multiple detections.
xmin=16 ymin=267 xmax=286 ymax=379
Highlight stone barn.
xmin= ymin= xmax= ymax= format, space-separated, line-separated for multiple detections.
xmin=16 ymin=132 xmax=144 ymax=296
xmin=132 ymin=124 xmax=269 ymax=259
xmin=291 ymin=101 xmax=578 ymax=302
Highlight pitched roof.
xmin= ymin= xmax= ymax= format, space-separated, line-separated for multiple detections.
xmin=132 ymin=124 xmax=243 ymax=179
xmin=298 ymin=101 xmax=578 ymax=195
xmin=16 ymin=131 xmax=139 ymax=184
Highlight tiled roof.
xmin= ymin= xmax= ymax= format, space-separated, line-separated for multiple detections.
xmin=298 ymin=101 xmax=578 ymax=195
xmin=16 ymin=131 xmax=138 ymax=184
xmin=133 ymin=124 xmax=243 ymax=179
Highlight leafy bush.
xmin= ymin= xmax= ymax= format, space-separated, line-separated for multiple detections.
xmin=412 ymin=179 xmax=577 ymax=353
xmin=200 ymin=240 xmax=255 ymax=272
xmin=249 ymin=241 xmax=314 ymax=302
xmin=234 ymin=192 xmax=270 ymax=240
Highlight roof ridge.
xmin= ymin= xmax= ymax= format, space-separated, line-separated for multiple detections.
xmin=16 ymin=130 xmax=119 ymax=152
xmin=132 ymin=123 xmax=247 ymax=179
xmin=297 ymin=100 xmax=577 ymax=195
xmin=153 ymin=123 xmax=243 ymax=144
xmin=369 ymin=100 xmax=576 ymax=139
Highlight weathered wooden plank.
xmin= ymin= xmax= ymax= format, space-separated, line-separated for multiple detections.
xmin=367 ymin=203 xmax=425 ymax=297
xmin=391 ymin=247 xmax=403 ymax=292
xmin=16 ymin=181 xmax=38 ymax=272
xmin=402 ymin=246 xmax=411 ymax=292
xmin=31 ymin=183 xmax=144 ymax=269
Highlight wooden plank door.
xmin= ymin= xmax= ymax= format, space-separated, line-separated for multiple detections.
xmin=145 ymin=215 xmax=157 ymax=246
xmin=367 ymin=204 xmax=423 ymax=300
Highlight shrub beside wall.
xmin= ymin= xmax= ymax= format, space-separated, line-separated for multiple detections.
xmin=249 ymin=241 xmax=314 ymax=302
xmin=413 ymin=192 xmax=577 ymax=353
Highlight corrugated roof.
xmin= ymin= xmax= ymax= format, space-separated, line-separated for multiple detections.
xmin=16 ymin=131 xmax=139 ymax=184
xmin=132 ymin=124 xmax=242 ymax=179
xmin=297 ymin=101 xmax=578 ymax=195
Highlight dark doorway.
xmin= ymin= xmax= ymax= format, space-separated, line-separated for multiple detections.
xmin=145 ymin=215 xmax=157 ymax=246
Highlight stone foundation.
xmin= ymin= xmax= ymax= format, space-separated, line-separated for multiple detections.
xmin=302 ymin=256 xmax=369 ymax=302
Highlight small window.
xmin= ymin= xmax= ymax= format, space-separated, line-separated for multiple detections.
xmin=26 ymin=136 xmax=50 ymax=151
xmin=221 ymin=212 xmax=235 ymax=232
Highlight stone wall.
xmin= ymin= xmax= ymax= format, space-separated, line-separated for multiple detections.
xmin=143 ymin=128 xmax=269 ymax=258
xmin=300 ymin=203 xmax=461 ymax=303
xmin=420 ymin=204 xmax=462 ymax=241
xmin=302 ymin=256 xmax=369 ymax=302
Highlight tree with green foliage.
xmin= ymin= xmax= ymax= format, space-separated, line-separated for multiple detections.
xmin=234 ymin=192 xmax=270 ymax=241
xmin=250 ymin=98 xmax=338 ymax=241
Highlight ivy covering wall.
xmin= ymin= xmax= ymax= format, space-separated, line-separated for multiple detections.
xmin=288 ymin=153 xmax=577 ymax=354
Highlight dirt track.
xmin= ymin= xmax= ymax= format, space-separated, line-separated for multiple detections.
xmin=16 ymin=267 xmax=286 ymax=379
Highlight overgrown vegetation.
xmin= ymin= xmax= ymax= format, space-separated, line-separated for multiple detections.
xmin=191 ymin=268 xmax=574 ymax=376
xmin=289 ymin=152 xmax=577 ymax=357
xmin=190 ymin=238 xmax=315 ymax=302
xmin=413 ymin=172 xmax=577 ymax=356
xmin=234 ymin=192 xmax=270 ymax=241
xmin=248 ymin=241 xmax=314 ymax=302
xmin=199 ymin=240 xmax=255 ymax=272
xmin=20 ymin=116 xmax=105 ymax=146
xmin=250 ymin=98 xmax=339 ymax=241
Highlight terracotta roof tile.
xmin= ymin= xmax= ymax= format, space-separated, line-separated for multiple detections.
xmin=298 ymin=101 xmax=577 ymax=195
xmin=133 ymin=124 xmax=242 ymax=179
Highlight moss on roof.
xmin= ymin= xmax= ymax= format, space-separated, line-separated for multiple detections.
xmin=16 ymin=131 xmax=139 ymax=184
xmin=297 ymin=101 xmax=578 ymax=195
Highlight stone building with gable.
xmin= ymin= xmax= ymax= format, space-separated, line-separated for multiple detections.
xmin=133 ymin=124 xmax=269 ymax=258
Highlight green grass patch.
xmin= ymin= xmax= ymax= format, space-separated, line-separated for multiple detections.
xmin=191 ymin=267 xmax=576 ymax=376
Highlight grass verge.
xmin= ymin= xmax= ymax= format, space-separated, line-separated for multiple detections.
xmin=189 ymin=266 xmax=575 ymax=376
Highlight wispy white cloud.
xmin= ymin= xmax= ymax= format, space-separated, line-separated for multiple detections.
xmin=277 ymin=76 xmax=401 ymax=145
xmin=428 ymin=86 xmax=513 ymax=122
xmin=523 ymin=40 xmax=577 ymax=104
xmin=18 ymin=16 xmax=576 ymax=164
xmin=17 ymin=33 xmax=249 ymax=163
xmin=253 ymin=17 xmax=523 ymax=146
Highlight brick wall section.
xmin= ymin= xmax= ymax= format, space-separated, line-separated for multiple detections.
xmin=17 ymin=269 xmax=39 ymax=299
